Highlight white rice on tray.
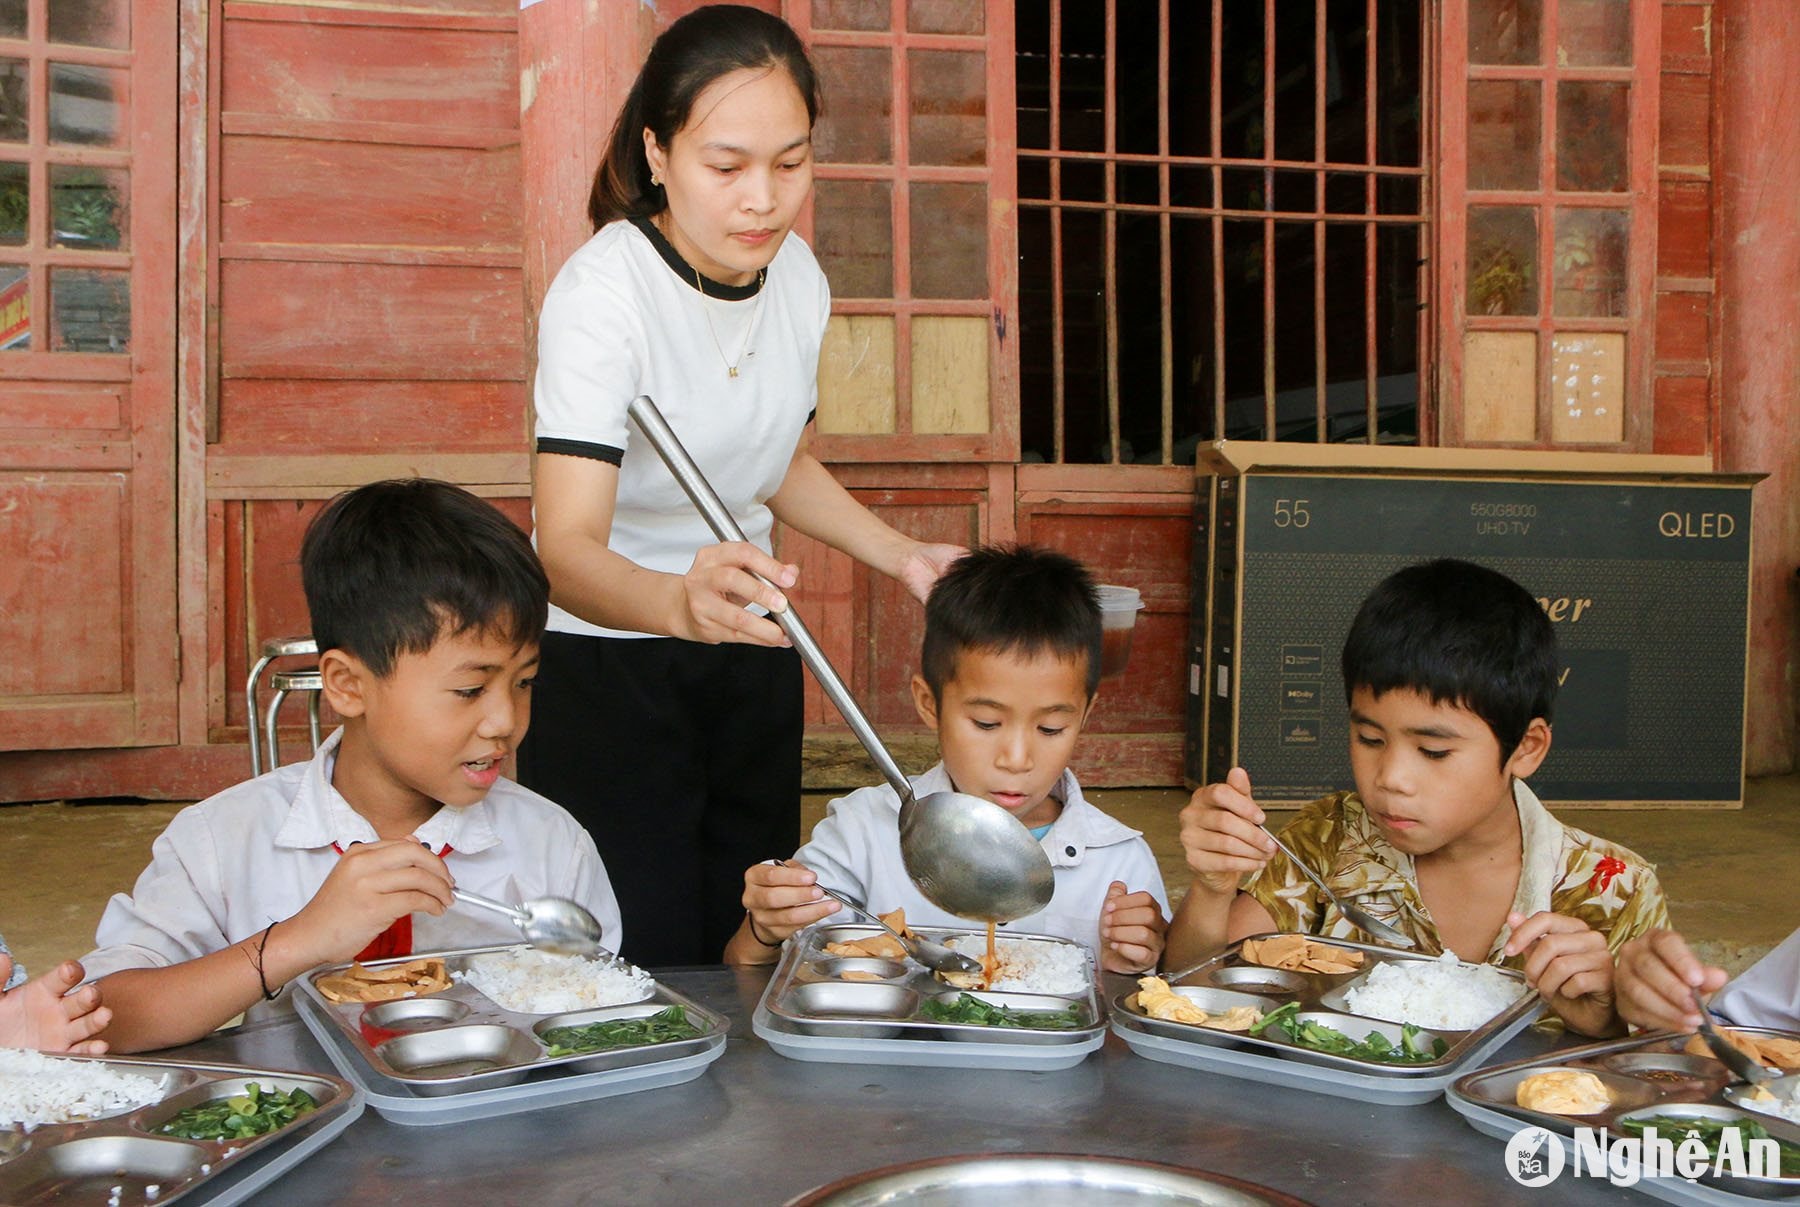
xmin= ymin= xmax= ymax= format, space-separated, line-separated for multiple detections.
xmin=1746 ymin=1081 xmax=1800 ymax=1127
xmin=944 ymin=936 xmax=1088 ymax=995
xmin=0 ymin=1047 xmax=165 ymax=1130
xmin=452 ymin=947 xmax=654 ymax=1014
xmin=1340 ymin=952 xmax=1526 ymax=1031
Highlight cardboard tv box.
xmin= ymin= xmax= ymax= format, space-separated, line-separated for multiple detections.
xmin=1186 ymin=442 xmax=1759 ymax=807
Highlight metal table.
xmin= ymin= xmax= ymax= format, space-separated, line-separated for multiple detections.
xmin=169 ymin=967 xmax=1640 ymax=1205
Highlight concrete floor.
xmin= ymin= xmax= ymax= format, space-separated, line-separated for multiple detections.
xmin=3 ymin=776 xmax=1795 ymax=982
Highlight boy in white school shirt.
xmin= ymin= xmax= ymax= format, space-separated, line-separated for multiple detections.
xmin=85 ymin=480 xmax=621 ymax=1052
xmin=724 ymin=545 xmax=1169 ymax=972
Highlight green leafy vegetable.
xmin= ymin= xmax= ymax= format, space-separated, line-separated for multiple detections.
xmin=920 ymin=993 xmax=1087 ymax=1030
xmin=1620 ymin=1115 xmax=1800 ymax=1177
xmin=157 ymin=1083 xmax=318 ymax=1141
xmin=540 ymin=1005 xmax=704 ymax=1056
xmin=1250 ymin=1001 xmax=1447 ymax=1065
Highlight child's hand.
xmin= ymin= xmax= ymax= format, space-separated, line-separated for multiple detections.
xmin=1505 ymin=911 xmax=1620 ymax=1037
xmin=741 ymin=860 xmax=841 ymax=947
xmin=0 ymin=957 xmax=112 ymax=1054
xmin=287 ymin=839 xmax=455 ymax=966
xmin=1614 ymin=928 xmax=1730 ymax=1033
xmin=1099 ymin=881 xmax=1166 ymax=973
xmin=1178 ymin=767 xmax=1276 ymax=897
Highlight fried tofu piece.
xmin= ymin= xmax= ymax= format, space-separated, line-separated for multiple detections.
xmin=1241 ymin=935 xmax=1364 ymax=973
xmin=317 ymin=957 xmax=451 ymax=1003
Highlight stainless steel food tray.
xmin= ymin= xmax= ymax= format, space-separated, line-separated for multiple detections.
xmin=1110 ymin=933 xmax=1542 ymax=1106
xmin=784 ymin=1153 xmax=1314 ymax=1206
xmin=292 ymin=944 xmax=728 ymax=1125
xmin=1448 ymin=1029 xmax=1800 ymax=1206
xmin=753 ymin=923 xmax=1106 ymax=1071
xmin=0 ymin=1055 xmax=361 ymax=1207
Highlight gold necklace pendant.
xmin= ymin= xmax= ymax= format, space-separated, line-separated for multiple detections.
xmin=694 ymin=265 xmax=766 ymax=380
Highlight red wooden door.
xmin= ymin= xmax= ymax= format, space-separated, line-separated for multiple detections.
xmin=0 ymin=0 xmax=178 ymax=749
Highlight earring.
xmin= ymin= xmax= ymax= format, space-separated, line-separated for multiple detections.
xmin=650 ymin=172 xmax=663 ymax=187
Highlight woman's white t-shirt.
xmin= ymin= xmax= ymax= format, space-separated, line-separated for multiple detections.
xmin=533 ymin=216 xmax=829 ymax=640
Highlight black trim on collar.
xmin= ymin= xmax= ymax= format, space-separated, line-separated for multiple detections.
xmin=631 ymin=215 xmax=763 ymax=301
xmin=537 ymin=437 xmax=624 ymax=466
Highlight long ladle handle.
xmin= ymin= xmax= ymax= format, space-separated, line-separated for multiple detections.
xmin=452 ymin=887 xmax=530 ymax=925
xmin=628 ymin=395 xmax=913 ymax=801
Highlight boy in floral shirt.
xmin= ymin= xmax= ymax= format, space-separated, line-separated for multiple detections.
xmin=1168 ymin=559 xmax=1667 ymax=1036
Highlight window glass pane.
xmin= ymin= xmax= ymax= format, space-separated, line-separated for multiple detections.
xmin=0 ymin=0 xmax=22 ymax=39
xmin=812 ymin=0 xmax=888 ymax=31
xmin=1 ymin=59 xmax=25 ymax=143
xmin=50 ymin=164 xmax=128 ymax=250
xmin=1558 ymin=0 xmax=1630 ymax=67
xmin=909 ymin=49 xmax=985 ymax=166
xmin=50 ymin=63 xmax=127 ymax=148
xmin=0 ymin=264 xmax=27 ymax=349
xmin=814 ymin=47 xmax=892 ymax=164
xmin=1469 ymin=0 xmax=1542 ymax=65
xmin=1467 ymin=80 xmax=1540 ymax=191
xmin=814 ymin=178 xmax=892 ymax=298
xmin=1556 ymin=82 xmax=1628 ymax=192
xmin=1467 ymin=206 xmax=1538 ymax=315
xmin=908 ymin=0 xmax=980 ymax=35
xmin=0 ymin=159 xmax=25 ymax=245
xmin=910 ymin=181 xmax=985 ymax=298
xmin=48 ymin=0 xmax=130 ymax=49
xmin=1551 ymin=333 xmax=1625 ymax=443
xmin=1553 ymin=208 xmax=1627 ymax=317
xmin=50 ymin=266 xmax=129 ymax=352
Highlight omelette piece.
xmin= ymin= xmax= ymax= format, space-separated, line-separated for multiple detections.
xmin=1516 ymin=1069 xmax=1615 ymax=1115
xmin=1135 ymin=977 xmax=1261 ymax=1032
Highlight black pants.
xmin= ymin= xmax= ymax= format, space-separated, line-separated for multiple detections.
xmin=518 ymin=632 xmax=802 ymax=968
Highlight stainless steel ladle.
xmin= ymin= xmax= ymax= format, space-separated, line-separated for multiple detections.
xmin=631 ymin=394 xmax=1055 ymax=923
xmin=451 ymin=887 xmax=611 ymax=960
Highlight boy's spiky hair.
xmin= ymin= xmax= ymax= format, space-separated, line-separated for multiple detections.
xmin=300 ymin=478 xmax=548 ymax=676
xmin=921 ymin=544 xmax=1103 ymax=698
xmin=1341 ymin=558 xmax=1558 ymax=761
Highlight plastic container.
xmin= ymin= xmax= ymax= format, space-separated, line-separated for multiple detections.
xmin=1095 ymin=585 xmax=1144 ymax=679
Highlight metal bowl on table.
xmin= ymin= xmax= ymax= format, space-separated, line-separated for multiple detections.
xmin=784 ymin=1153 xmax=1314 ymax=1206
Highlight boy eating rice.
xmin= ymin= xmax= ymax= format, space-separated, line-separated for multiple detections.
xmin=83 ymin=480 xmax=622 ymax=1052
xmin=724 ymin=545 xmax=1169 ymax=973
xmin=1166 ymin=559 xmax=1668 ymax=1036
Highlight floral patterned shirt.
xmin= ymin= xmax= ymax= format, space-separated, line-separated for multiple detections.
xmin=1 ymin=932 xmax=23 ymax=990
xmin=1243 ymin=779 xmax=1669 ymax=969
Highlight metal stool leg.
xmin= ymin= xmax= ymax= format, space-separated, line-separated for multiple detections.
xmin=307 ymin=691 xmax=322 ymax=752
xmin=246 ymin=653 xmax=275 ymax=777
xmin=265 ymin=688 xmax=289 ymax=773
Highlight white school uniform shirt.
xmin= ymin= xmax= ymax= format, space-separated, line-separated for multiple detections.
xmin=793 ymin=762 xmax=1170 ymax=955
xmin=532 ymin=216 xmax=828 ymax=640
xmin=1712 ymin=926 xmax=1800 ymax=1031
xmin=82 ymin=729 xmax=622 ymax=1014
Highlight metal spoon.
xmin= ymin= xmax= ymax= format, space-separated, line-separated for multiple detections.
xmin=1692 ymin=989 xmax=1772 ymax=1085
xmin=451 ymin=887 xmax=612 ymax=961
xmin=788 ymin=869 xmax=982 ymax=977
xmin=1256 ymin=822 xmax=1416 ymax=949
xmin=630 ymin=395 xmax=1055 ymax=924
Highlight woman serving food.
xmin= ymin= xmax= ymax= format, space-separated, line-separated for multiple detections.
xmin=523 ymin=5 xmax=961 ymax=967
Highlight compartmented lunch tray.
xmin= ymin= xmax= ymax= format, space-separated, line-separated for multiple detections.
xmin=293 ymin=944 xmax=728 ymax=1125
xmin=1448 ymin=1029 xmax=1800 ymax=1207
xmin=1110 ymin=934 xmax=1542 ymax=1106
xmin=0 ymin=1055 xmax=362 ymax=1207
xmin=752 ymin=923 xmax=1106 ymax=1071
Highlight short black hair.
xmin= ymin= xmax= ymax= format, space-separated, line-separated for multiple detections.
xmin=300 ymin=479 xmax=548 ymax=677
xmin=921 ymin=545 xmax=1102 ymax=698
xmin=1341 ymin=558 xmax=1558 ymax=761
